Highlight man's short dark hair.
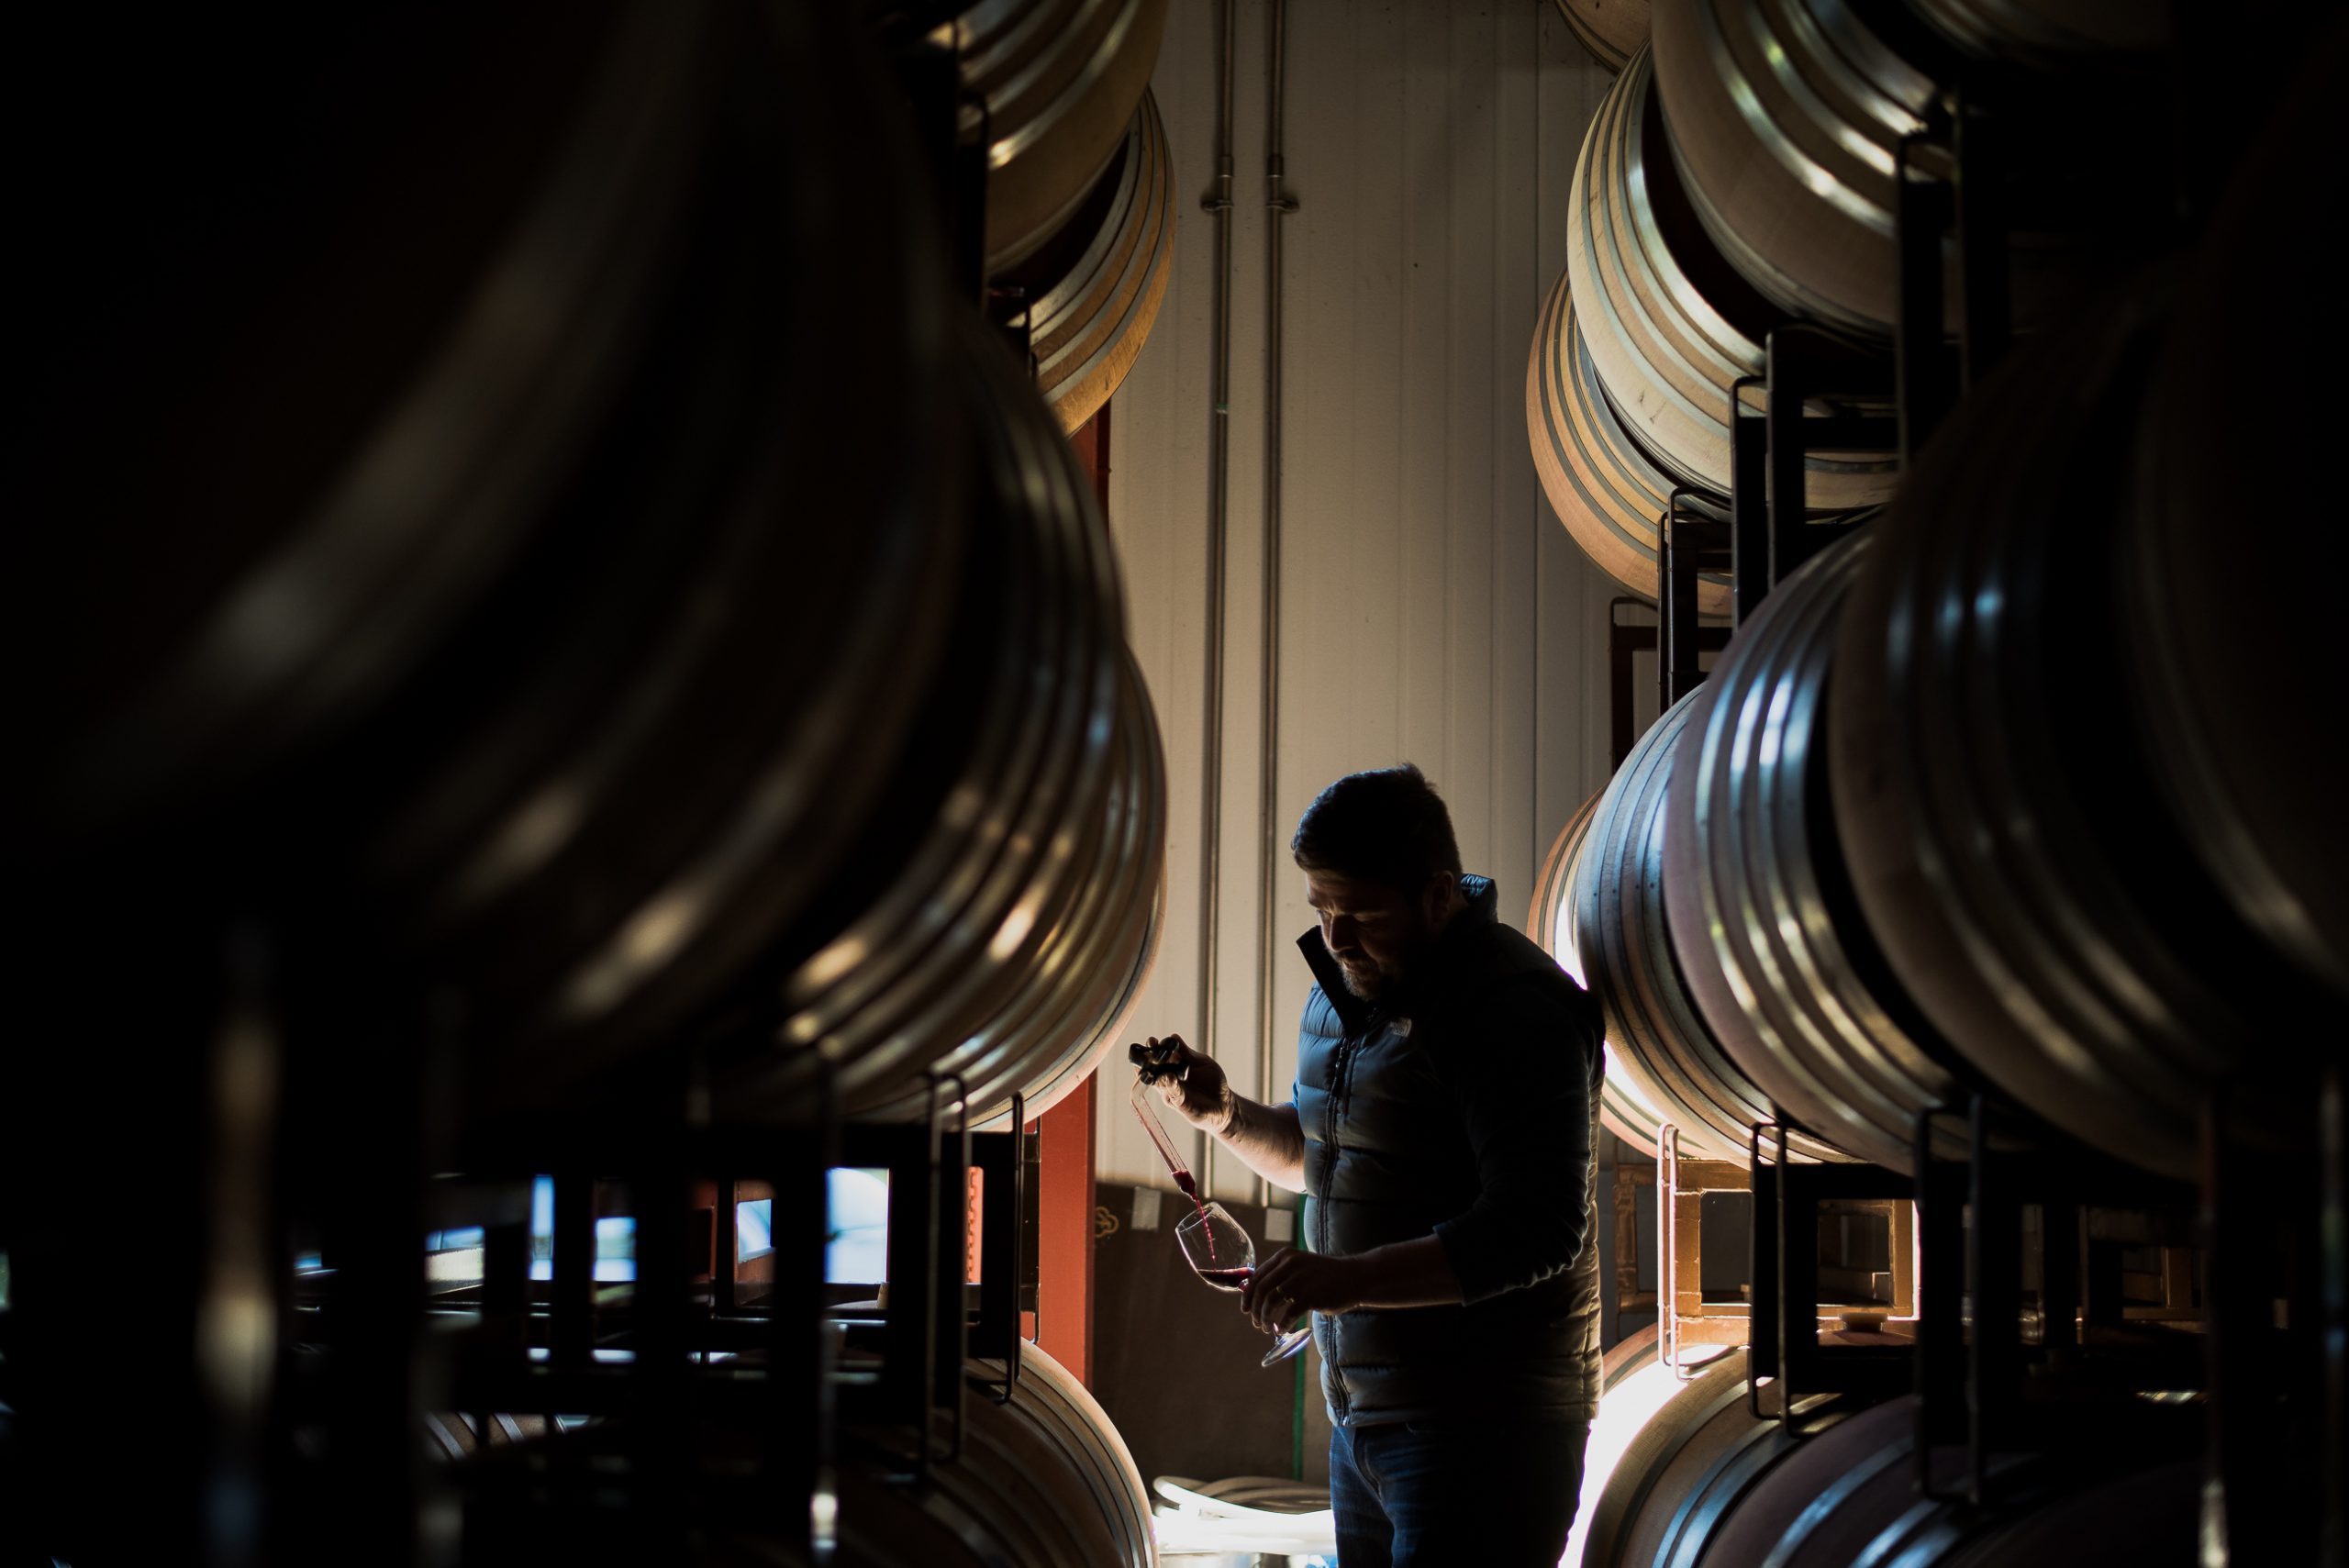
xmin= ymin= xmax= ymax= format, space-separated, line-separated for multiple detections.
xmin=1291 ymin=763 xmax=1464 ymax=894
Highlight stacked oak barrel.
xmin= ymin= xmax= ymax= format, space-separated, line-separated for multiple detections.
xmin=3 ymin=4 xmax=1171 ymax=1563
xmin=1535 ymin=0 xmax=2344 ymax=1562
xmin=1527 ymin=25 xmax=1901 ymax=609
xmin=968 ymin=0 xmax=1178 ymax=432
xmin=1552 ymin=0 xmax=1649 ymax=75
xmin=1574 ymin=1350 xmax=2200 ymax=1567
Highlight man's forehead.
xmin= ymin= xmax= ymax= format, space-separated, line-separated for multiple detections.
xmin=1302 ymin=870 xmax=1403 ymax=909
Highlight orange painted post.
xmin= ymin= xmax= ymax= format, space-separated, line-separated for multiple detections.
xmin=1024 ymin=404 xmax=1104 ymax=1380
xmin=1032 ymin=1073 xmax=1098 ymax=1385
xmin=1025 ymin=406 xmax=1108 ymax=1381
xmin=1067 ymin=404 xmax=1112 ymax=516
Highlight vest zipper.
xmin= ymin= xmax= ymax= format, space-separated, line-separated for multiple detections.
xmin=1318 ymin=1016 xmax=1375 ymax=1423
xmin=1319 ymin=1028 xmax=1359 ymax=1223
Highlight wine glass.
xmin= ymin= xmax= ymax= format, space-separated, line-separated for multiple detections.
xmin=1175 ymin=1201 xmax=1313 ymax=1367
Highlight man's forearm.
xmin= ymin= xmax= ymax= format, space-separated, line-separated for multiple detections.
xmin=1213 ymin=1096 xmax=1308 ymax=1193
xmin=1345 ymin=1234 xmax=1465 ymax=1309
xmin=1244 ymin=1233 xmax=1463 ymax=1329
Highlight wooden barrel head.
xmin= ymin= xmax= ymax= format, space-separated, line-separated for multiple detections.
xmin=1534 ymin=791 xmax=1672 ymax=1151
xmin=965 ymin=0 xmax=1171 ymax=274
xmin=1526 ymin=269 xmax=1731 ymax=616
xmin=1575 ymin=690 xmax=1844 ymax=1163
xmin=1001 ymin=89 xmax=1178 ymax=438
xmin=1553 ymin=0 xmax=1651 ymax=72
xmin=1568 ymin=48 xmax=1896 ymax=511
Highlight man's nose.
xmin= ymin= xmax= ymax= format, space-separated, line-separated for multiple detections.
xmin=1325 ymin=915 xmax=1359 ymax=950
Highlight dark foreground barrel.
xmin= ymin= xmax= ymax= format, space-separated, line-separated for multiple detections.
xmin=3 ymin=13 xmax=991 ymax=1562
xmin=843 ymin=1346 xmax=1156 ymax=1568
xmin=1906 ymin=0 xmax=2165 ymax=66
xmin=437 ymin=1346 xmax=1153 ymax=1568
xmin=1583 ymin=1356 xmax=2199 ymax=1566
xmin=8 ymin=3 xmax=1009 ymax=1124
xmin=705 ymin=309 xmax=1163 ymax=1128
xmin=818 ymin=642 xmax=1167 ymax=1129
xmin=1828 ymin=284 xmax=2321 ymax=1179
xmin=1662 ymin=532 xmax=1996 ymax=1171
xmin=13 ymin=6 xmax=808 ymax=863
xmin=1578 ymin=1351 xmax=1837 ymax=1566
xmin=2124 ymin=27 xmax=2349 ymax=1005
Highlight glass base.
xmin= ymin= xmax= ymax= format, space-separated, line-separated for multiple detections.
xmin=1263 ymin=1324 xmax=1312 ymax=1367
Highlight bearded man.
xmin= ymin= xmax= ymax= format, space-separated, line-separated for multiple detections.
xmin=1133 ymin=763 xmax=1606 ymax=1568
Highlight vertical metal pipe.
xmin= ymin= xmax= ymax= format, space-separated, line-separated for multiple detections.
xmin=1197 ymin=0 xmax=1237 ymax=1198
xmin=1252 ymin=0 xmax=1297 ymax=1211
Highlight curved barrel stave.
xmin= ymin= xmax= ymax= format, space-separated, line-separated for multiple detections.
xmin=1002 ymin=89 xmax=1179 ymax=437
xmin=1567 ymin=47 xmax=1897 ymax=512
xmin=1662 ymin=530 xmax=2008 ymax=1172
xmin=959 ymin=0 xmax=1172 ymax=274
xmin=1829 ymin=285 xmax=2323 ymax=1178
xmin=1570 ymin=692 xmax=1846 ymax=1164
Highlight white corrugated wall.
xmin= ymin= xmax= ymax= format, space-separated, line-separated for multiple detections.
xmin=1101 ymin=1 xmax=1623 ymax=1195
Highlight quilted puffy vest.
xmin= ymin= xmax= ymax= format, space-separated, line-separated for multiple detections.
xmin=1294 ymin=875 xmax=1606 ymax=1427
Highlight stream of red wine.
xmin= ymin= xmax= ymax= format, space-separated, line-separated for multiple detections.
xmin=1172 ymin=1168 xmax=1217 ymax=1260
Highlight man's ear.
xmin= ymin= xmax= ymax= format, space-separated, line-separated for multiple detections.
xmin=1422 ymin=869 xmax=1458 ymax=926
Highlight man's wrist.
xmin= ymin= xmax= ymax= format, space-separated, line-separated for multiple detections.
xmin=1207 ymin=1087 xmax=1241 ymax=1138
xmin=1349 ymin=1246 xmax=1398 ymax=1308
xmin=1338 ymin=1251 xmax=1383 ymax=1314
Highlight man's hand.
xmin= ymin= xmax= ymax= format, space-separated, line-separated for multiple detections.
xmin=1241 ymin=1248 xmax=1370 ymax=1334
xmin=1242 ymin=1235 xmax=1466 ymax=1331
xmin=1127 ymin=1034 xmax=1235 ymax=1134
xmin=1126 ymin=1034 xmax=1309 ymax=1193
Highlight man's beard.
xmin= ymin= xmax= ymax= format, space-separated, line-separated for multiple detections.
xmin=1335 ymin=934 xmax=1431 ymax=1005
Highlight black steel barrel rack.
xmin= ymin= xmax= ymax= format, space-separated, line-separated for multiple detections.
xmin=1609 ymin=21 xmax=2349 ymax=1565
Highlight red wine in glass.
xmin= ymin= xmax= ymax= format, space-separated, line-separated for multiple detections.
xmin=1139 ymin=1051 xmax=1310 ymax=1366
xmin=1176 ymin=1202 xmax=1312 ymax=1367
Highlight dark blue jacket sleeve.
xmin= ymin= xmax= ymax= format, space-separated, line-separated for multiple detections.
xmin=1429 ymin=976 xmax=1603 ymax=1304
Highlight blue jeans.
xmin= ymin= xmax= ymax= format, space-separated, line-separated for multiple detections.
xmin=1328 ymin=1416 xmax=1591 ymax=1567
